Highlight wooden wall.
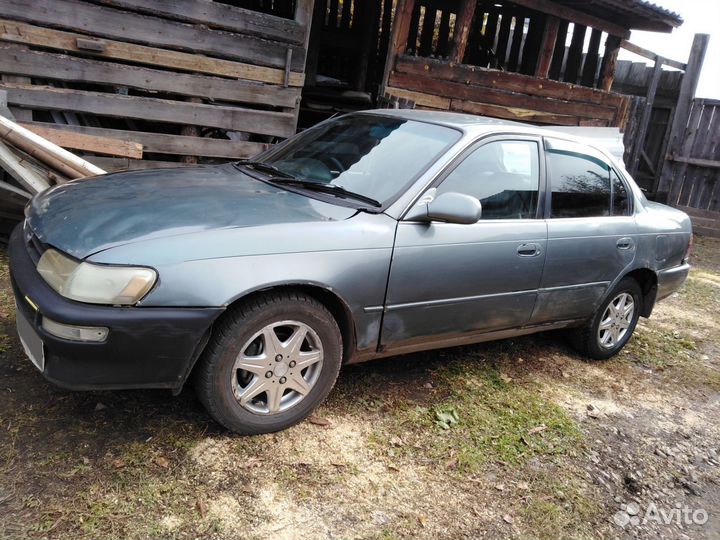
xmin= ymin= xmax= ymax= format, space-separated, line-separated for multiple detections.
xmin=386 ymin=55 xmax=629 ymax=127
xmin=382 ymin=0 xmax=631 ymax=128
xmin=0 ymin=0 xmax=314 ymax=169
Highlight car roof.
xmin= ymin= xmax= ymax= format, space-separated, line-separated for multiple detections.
xmin=360 ymin=108 xmax=528 ymax=130
xmin=358 ymin=109 xmax=624 ymax=168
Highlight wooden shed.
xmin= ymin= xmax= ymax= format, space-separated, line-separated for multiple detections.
xmin=379 ymin=0 xmax=682 ymax=127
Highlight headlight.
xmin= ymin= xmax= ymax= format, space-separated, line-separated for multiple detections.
xmin=37 ymin=248 xmax=157 ymax=305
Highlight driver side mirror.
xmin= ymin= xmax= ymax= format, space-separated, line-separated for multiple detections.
xmin=405 ymin=192 xmax=482 ymax=224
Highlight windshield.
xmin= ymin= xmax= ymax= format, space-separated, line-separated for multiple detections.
xmin=256 ymin=114 xmax=461 ymax=205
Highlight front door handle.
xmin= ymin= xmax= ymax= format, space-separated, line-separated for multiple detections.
xmin=616 ymin=237 xmax=634 ymax=250
xmin=517 ymin=243 xmax=541 ymax=257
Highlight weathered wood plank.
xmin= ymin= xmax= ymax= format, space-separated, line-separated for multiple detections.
xmin=381 ymin=0 xmax=416 ymax=92
xmin=628 ymin=57 xmax=662 ymax=177
xmin=19 ymin=122 xmax=142 ymax=159
xmin=536 ymin=16 xmax=559 ymax=78
xmin=0 ymin=46 xmax=300 ymax=108
xmin=451 ymin=98 xmax=582 ymax=125
xmin=669 ymin=156 xmax=720 ymax=169
xmin=20 ymin=121 xmax=268 ymax=159
xmin=666 ymin=101 xmax=704 ymax=205
xmin=0 ymin=19 xmax=304 ymax=86
xmin=659 ymin=34 xmax=711 ymax=196
xmin=0 ymin=0 xmax=305 ymax=70
xmin=450 ymin=0 xmax=478 ymax=63
xmin=389 ymin=71 xmax=618 ymax=121
xmin=395 ymin=55 xmax=624 ymax=107
xmin=385 ymin=87 xmax=450 ymax=109
xmin=96 ymin=0 xmax=305 ymax=44
xmin=0 ymin=84 xmax=297 ymax=137
xmin=599 ymin=35 xmax=621 ymax=91
xmin=620 ymin=40 xmax=686 ymax=71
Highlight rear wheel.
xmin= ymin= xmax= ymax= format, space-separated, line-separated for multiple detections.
xmin=195 ymin=291 xmax=342 ymax=434
xmin=570 ymin=277 xmax=642 ymax=360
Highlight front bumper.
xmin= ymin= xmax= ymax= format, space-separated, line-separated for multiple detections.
xmin=8 ymin=224 xmax=224 ymax=391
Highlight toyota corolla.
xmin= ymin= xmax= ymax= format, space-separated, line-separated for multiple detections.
xmin=9 ymin=110 xmax=692 ymax=434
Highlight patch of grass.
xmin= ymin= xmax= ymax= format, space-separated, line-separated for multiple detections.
xmin=519 ymin=473 xmax=599 ymax=539
xmin=388 ymin=360 xmax=581 ymax=470
xmin=626 ymin=326 xmax=697 ymax=368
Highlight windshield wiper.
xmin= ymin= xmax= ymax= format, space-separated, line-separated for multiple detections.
xmin=235 ymin=160 xmax=297 ymax=179
xmin=270 ymin=178 xmax=382 ymax=208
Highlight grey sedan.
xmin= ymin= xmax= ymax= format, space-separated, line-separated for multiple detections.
xmin=9 ymin=110 xmax=692 ymax=434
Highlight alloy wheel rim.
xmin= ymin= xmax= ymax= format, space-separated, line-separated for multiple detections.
xmin=232 ymin=320 xmax=323 ymax=415
xmin=597 ymin=292 xmax=634 ymax=349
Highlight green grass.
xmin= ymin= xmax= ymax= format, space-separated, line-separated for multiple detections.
xmin=385 ymin=359 xmax=581 ymax=471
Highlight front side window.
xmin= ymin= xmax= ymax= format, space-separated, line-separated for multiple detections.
xmin=436 ymin=140 xmax=540 ymax=219
xmin=257 ymin=114 xmax=461 ymax=205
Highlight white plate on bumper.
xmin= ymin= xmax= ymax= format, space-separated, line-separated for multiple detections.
xmin=16 ymin=305 xmax=45 ymax=372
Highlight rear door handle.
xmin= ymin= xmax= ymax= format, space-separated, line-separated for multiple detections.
xmin=616 ymin=237 xmax=634 ymax=250
xmin=517 ymin=243 xmax=541 ymax=257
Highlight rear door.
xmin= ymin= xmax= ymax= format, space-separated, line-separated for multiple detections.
xmin=380 ymin=135 xmax=548 ymax=352
xmin=529 ymin=137 xmax=637 ymax=324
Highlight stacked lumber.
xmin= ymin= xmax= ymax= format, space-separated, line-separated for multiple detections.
xmin=0 ymin=105 xmax=104 ymax=243
xmin=0 ymin=0 xmax=313 ymax=170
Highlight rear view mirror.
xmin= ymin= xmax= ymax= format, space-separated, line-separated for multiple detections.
xmin=405 ymin=192 xmax=482 ymax=224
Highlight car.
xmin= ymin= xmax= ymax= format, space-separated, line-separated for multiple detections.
xmin=9 ymin=110 xmax=692 ymax=434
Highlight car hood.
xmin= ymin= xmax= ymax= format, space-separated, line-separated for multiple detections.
xmin=27 ymin=164 xmax=357 ymax=259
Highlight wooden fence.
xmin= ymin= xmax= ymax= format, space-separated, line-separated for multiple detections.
xmin=0 ymin=0 xmax=313 ymax=170
xmin=660 ymin=98 xmax=720 ymax=236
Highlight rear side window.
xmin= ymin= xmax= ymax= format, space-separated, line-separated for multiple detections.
xmin=547 ymin=146 xmax=631 ymax=218
xmin=436 ymin=140 xmax=540 ymax=219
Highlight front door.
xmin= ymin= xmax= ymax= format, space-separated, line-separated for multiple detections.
xmin=381 ymin=136 xmax=548 ymax=353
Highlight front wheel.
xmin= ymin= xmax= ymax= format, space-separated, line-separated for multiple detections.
xmin=194 ymin=291 xmax=342 ymax=434
xmin=569 ymin=277 xmax=642 ymax=360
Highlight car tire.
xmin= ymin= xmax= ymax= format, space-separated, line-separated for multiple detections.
xmin=569 ymin=277 xmax=642 ymax=360
xmin=194 ymin=291 xmax=342 ymax=434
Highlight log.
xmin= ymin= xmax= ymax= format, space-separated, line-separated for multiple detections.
xmin=0 ymin=113 xmax=104 ymax=177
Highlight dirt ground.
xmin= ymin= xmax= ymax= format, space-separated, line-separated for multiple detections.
xmin=0 ymin=236 xmax=718 ymax=540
